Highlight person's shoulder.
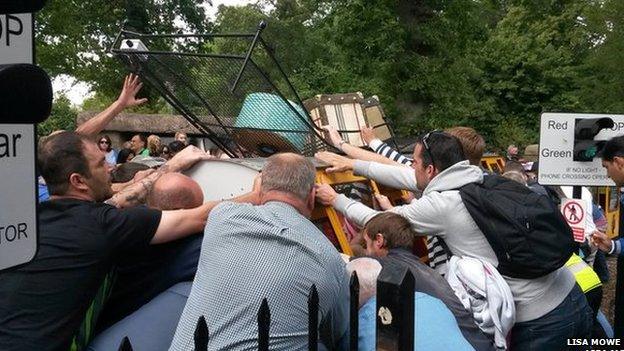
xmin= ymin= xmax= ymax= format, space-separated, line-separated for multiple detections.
xmin=40 ymin=198 xmax=99 ymax=212
xmin=92 ymin=202 xmax=160 ymax=226
xmin=210 ymin=201 xmax=254 ymax=220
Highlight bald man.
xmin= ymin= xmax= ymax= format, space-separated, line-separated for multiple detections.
xmin=96 ymin=174 xmax=206 ymax=331
xmin=147 ymin=173 xmax=204 ymax=210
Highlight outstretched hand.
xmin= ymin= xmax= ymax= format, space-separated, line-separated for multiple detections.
xmin=117 ymin=74 xmax=148 ymax=108
xmin=360 ymin=126 xmax=376 ymax=145
xmin=166 ymin=145 xmax=213 ymax=173
xmin=374 ymin=193 xmax=393 ymax=210
xmin=315 ymin=184 xmax=338 ymax=206
xmin=315 ymin=151 xmax=355 ymax=173
xmin=591 ymin=230 xmax=612 ymax=253
xmin=321 ymin=125 xmax=344 ymax=148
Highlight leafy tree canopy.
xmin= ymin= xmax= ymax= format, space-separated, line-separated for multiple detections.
xmin=36 ymin=0 xmax=624 ymax=151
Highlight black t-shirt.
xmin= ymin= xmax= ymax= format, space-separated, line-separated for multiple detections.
xmin=0 ymin=199 xmax=161 ymax=351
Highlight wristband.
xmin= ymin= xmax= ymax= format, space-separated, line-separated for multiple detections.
xmin=609 ymin=240 xmax=616 ymax=255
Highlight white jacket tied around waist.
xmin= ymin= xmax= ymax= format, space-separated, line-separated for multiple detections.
xmin=446 ymin=256 xmax=515 ymax=350
xmin=333 ymin=160 xmax=576 ymax=322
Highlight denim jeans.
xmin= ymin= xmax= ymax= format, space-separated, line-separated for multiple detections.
xmin=510 ymin=284 xmax=592 ymax=351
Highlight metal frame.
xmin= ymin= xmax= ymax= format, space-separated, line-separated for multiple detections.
xmin=110 ymin=21 xmax=333 ymax=157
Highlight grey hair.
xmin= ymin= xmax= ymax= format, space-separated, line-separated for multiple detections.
xmin=261 ymin=153 xmax=316 ymax=201
xmin=346 ymin=258 xmax=382 ymax=308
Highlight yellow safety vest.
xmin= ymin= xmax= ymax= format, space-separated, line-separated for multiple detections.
xmin=565 ymin=254 xmax=602 ymax=293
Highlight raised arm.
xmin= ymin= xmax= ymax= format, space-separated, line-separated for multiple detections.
xmin=353 ymin=160 xmax=418 ymax=192
xmin=76 ymin=74 xmax=148 ymax=138
xmin=360 ymin=126 xmax=413 ymax=166
xmin=315 ymin=184 xmax=380 ymax=227
xmin=151 ymin=201 xmax=218 ymax=244
xmin=316 ymin=183 xmax=442 ymax=235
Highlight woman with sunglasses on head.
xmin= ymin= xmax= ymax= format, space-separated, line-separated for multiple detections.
xmin=98 ymin=135 xmax=118 ymax=167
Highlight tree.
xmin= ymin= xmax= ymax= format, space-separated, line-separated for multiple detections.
xmin=37 ymin=95 xmax=78 ymax=137
xmin=577 ymin=0 xmax=624 ymax=113
xmin=36 ymin=0 xmax=212 ymax=107
xmin=37 ymin=0 xmax=624 ymax=153
xmin=470 ymin=1 xmax=590 ymax=149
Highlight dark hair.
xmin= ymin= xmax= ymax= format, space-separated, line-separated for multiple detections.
xmin=134 ymin=133 xmax=147 ymax=145
xmin=117 ymin=148 xmax=135 ymax=164
xmin=417 ymin=131 xmax=467 ymax=171
xmin=365 ymin=212 xmax=414 ymax=250
xmin=98 ymin=135 xmax=112 ymax=152
xmin=601 ymin=135 xmax=624 ymax=162
xmin=38 ymin=131 xmax=92 ymax=195
xmin=168 ymin=140 xmax=186 ymax=154
xmin=112 ymin=162 xmax=150 ymax=183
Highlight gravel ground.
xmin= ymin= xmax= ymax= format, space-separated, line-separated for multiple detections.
xmin=601 ymin=256 xmax=618 ymax=327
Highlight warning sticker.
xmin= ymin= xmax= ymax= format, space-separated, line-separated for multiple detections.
xmin=561 ymin=199 xmax=587 ymax=243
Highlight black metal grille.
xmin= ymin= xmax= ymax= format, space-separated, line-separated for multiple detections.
xmin=110 ymin=22 xmax=330 ymax=158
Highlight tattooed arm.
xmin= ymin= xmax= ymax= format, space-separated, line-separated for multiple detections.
xmin=105 ymin=145 xmax=211 ymax=208
xmin=106 ymin=165 xmax=169 ymax=208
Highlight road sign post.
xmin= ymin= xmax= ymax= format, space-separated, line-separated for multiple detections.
xmin=0 ymin=1 xmax=49 ymax=271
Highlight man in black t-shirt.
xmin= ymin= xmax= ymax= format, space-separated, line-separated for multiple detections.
xmin=96 ymin=173 xmax=206 ymax=331
xmin=0 ymin=132 xmax=260 ymax=351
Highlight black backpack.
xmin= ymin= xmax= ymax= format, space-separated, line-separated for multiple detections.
xmin=458 ymin=175 xmax=576 ymax=279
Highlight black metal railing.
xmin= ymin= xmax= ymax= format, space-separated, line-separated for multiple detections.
xmin=117 ymin=267 xmax=415 ymax=350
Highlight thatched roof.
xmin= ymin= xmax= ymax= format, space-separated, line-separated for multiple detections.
xmin=76 ymin=111 xmax=213 ymax=135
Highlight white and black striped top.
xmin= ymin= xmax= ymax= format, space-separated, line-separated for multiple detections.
xmin=169 ymin=201 xmax=350 ymax=351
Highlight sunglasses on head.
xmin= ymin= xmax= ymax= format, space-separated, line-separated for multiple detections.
xmin=421 ymin=130 xmax=442 ymax=166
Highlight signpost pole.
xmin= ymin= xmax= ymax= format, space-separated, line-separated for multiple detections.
xmin=572 ymin=186 xmax=582 ymax=200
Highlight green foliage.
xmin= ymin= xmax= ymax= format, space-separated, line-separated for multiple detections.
xmin=491 ymin=117 xmax=538 ymax=154
xmin=470 ymin=2 xmax=589 ymax=145
xmin=36 ymin=0 xmax=211 ymax=107
xmin=37 ymin=95 xmax=78 ymax=137
xmin=577 ymin=0 xmax=624 ymax=113
xmin=37 ymin=0 xmax=624 ymax=151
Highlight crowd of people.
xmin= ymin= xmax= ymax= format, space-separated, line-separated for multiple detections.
xmin=98 ymin=131 xmax=189 ymax=168
xmin=1 ymin=73 xmax=623 ymax=351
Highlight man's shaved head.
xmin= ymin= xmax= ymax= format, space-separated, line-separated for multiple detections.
xmin=147 ymin=173 xmax=204 ymax=210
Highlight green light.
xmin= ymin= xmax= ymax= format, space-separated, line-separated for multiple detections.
xmin=584 ymin=146 xmax=598 ymax=158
